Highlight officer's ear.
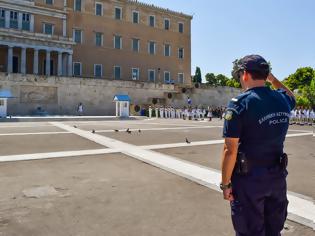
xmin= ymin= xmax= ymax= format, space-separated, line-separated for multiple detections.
xmin=243 ymin=71 xmax=250 ymax=82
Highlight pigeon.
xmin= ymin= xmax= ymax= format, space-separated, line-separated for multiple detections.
xmin=74 ymin=125 xmax=77 ymax=128
xmin=114 ymin=129 xmax=119 ymax=132
xmin=92 ymin=129 xmax=96 ymax=134
xmin=185 ymin=138 xmax=191 ymax=144
xmin=138 ymin=129 xmax=141 ymax=133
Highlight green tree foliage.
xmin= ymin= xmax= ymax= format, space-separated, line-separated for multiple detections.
xmin=283 ymin=67 xmax=315 ymax=108
xmin=300 ymin=78 xmax=315 ymax=107
xmin=283 ymin=67 xmax=315 ymax=90
xmin=205 ymin=72 xmax=240 ymax=88
xmin=193 ymin=67 xmax=202 ymax=83
xmin=205 ymin=73 xmax=216 ymax=85
xmin=296 ymin=95 xmax=311 ymax=107
xmin=216 ymin=74 xmax=229 ymax=86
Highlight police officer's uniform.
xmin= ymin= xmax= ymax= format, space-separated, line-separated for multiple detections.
xmin=223 ymin=56 xmax=296 ymax=236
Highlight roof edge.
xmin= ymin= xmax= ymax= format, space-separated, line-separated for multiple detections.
xmin=127 ymin=0 xmax=193 ymax=20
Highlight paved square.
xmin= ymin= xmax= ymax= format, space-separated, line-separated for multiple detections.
xmin=0 ymin=118 xmax=314 ymax=235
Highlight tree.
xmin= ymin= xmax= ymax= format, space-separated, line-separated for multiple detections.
xmin=301 ymin=78 xmax=315 ymax=107
xmin=283 ymin=67 xmax=315 ymax=90
xmin=193 ymin=67 xmax=202 ymax=83
xmin=205 ymin=73 xmax=216 ymax=85
xmin=216 ymin=74 xmax=229 ymax=86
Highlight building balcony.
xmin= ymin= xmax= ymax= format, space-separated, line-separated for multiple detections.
xmin=0 ymin=27 xmax=74 ymax=46
xmin=0 ymin=0 xmax=35 ymax=6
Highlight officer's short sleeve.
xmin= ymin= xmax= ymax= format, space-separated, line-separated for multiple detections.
xmin=223 ymin=100 xmax=244 ymax=138
xmin=277 ymin=89 xmax=296 ymax=111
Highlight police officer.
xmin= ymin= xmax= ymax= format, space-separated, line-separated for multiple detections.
xmin=220 ymin=55 xmax=295 ymax=236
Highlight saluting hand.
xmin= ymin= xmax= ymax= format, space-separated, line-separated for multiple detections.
xmin=223 ymin=188 xmax=234 ymax=201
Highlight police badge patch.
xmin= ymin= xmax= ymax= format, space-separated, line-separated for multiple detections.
xmin=224 ymin=110 xmax=233 ymax=120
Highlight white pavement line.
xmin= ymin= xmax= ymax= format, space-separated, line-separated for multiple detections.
xmin=0 ymin=149 xmax=118 ymax=162
xmin=286 ymin=133 xmax=313 ymax=138
xmin=288 ymin=129 xmax=313 ymax=133
xmin=96 ymin=126 xmax=222 ymax=133
xmin=50 ymin=122 xmax=315 ymax=229
xmin=0 ymin=131 xmax=70 ymax=136
xmin=141 ymin=140 xmax=225 ymax=150
xmin=0 ymin=124 xmax=53 ymax=128
xmin=75 ymin=121 xmax=207 ymax=127
xmin=141 ymin=132 xmax=313 ymax=150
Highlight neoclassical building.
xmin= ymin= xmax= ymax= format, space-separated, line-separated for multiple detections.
xmin=0 ymin=0 xmax=192 ymax=84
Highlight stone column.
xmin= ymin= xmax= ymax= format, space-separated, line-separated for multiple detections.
xmin=45 ymin=50 xmax=51 ymax=76
xmin=30 ymin=15 xmax=34 ymax=32
xmin=4 ymin=11 xmax=10 ymax=28
xmin=67 ymin=52 xmax=73 ymax=76
xmin=57 ymin=51 xmax=63 ymax=76
xmin=7 ymin=46 xmax=13 ymax=73
xmin=18 ymin=12 xmax=23 ymax=30
xmin=33 ymin=48 xmax=39 ymax=75
xmin=21 ymin=47 xmax=26 ymax=74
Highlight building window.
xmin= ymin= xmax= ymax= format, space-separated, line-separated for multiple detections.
xmin=178 ymin=48 xmax=184 ymax=59
xmin=132 ymin=38 xmax=139 ymax=52
xmin=164 ymin=71 xmax=171 ymax=83
xmin=179 ymin=22 xmax=184 ymax=33
xmin=0 ymin=9 xmax=5 ymax=28
xmin=45 ymin=0 xmax=53 ymax=5
xmin=74 ymin=0 xmax=82 ymax=12
xmin=178 ymin=73 xmax=184 ymax=84
xmin=95 ymin=2 xmax=103 ymax=16
xmin=132 ymin=68 xmax=139 ymax=80
xmin=164 ymin=44 xmax=171 ymax=57
xmin=148 ymin=69 xmax=155 ymax=82
xmin=164 ymin=18 xmax=170 ymax=30
xmin=94 ymin=64 xmax=102 ymax=77
xmin=10 ymin=11 xmax=18 ymax=29
xmin=148 ymin=41 xmax=156 ymax=55
xmin=114 ymin=66 xmax=121 ymax=79
xmin=73 ymin=29 xmax=82 ymax=43
xmin=114 ymin=35 xmax=122 ymax=49
xmin=115 ymin=7 xmax=122 ymax=20
xmin=149 ymin=15 xmax=155 ymax=27
xmin=132 ymin=11 xmax=139 ymax=24
xmin=73 ymin=62 xmax=82 ymax=77
xmin=95 ymin=32 xmax=103 ymax=47
xmin=22 ymin=13 xmax=30 ymax=31
xmin=43 ymin=23 xmax=54 ymax=35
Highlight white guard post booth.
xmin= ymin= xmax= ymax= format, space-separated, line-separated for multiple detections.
xmin=0 ymin=90 xmax=14 ymax=118
xmin=113 ymin=95 xmax=131 ymax=117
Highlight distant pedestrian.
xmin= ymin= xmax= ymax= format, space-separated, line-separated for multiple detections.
xmin=187 ymin=96 xmax=192 ymax=106
xmin=77 ymin=103 xmax=83 ymax=116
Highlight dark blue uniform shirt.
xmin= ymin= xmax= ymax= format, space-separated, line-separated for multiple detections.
xmin=223 ymin=86 xmax=296 ymax=160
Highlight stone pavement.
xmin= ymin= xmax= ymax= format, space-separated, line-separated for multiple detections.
xmin=0 ymin=118 xmax=314 ymax=235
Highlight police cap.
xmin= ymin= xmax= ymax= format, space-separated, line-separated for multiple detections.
xmin=232 ymin=55 xmax=270 ymax=80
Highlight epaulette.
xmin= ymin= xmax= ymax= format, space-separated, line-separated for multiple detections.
xmin=230 ymin=91 xmax=251 ymax=103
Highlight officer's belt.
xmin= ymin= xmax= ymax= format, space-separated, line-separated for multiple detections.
xmin=248 ymin=157 xmax=280 ymax=168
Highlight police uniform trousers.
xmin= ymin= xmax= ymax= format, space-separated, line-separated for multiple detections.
xmin=231 ymin=167 xmax=288 ymax=236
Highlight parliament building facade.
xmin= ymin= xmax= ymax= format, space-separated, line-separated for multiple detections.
xmin=0 ymin=0 xmax=192 ymax=85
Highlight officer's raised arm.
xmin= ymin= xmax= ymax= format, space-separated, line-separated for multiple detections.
xmin=267 ymin=73 xmax=295 ymax=98
xmin=267 ymin=73 xmax=296 ymax=111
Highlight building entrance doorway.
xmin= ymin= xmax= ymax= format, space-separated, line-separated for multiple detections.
xmin=43 ymin=60 xmax=54 ymax=75
xmin=12 ymin=56 xmax=19 ymax=73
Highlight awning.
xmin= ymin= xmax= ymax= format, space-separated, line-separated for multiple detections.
xmin=0 ymin=90 xmax=15 ymax=98
xmin=113 ymin=95 xmax=131 ymax=102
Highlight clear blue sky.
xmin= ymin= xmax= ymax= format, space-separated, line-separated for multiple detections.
xmin=141 ymin=0 xmax=315 ymax=81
